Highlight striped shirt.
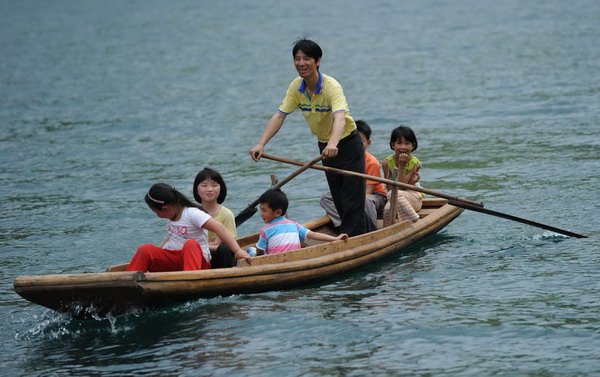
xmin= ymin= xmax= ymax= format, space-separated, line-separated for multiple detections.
xmin=256 ymin=216 xmax=310 ymax=254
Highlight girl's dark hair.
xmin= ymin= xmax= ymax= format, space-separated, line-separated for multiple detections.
xmin=193 ymin=167 xmax=227 ymax=204
xmin=145 ymin=183 xmax=201 ymax=211
xmin=389 ymin=125 xmax=418 ymax=151
xmin=259 ymin=188 xmax=288 ymax=214
xmin=292 ymin=38 xmax=322 ymax=68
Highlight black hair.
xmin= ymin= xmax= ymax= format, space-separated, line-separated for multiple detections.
xmin=355 ymin=120 xmax=372 ymax=140
xmin=292 ymin=38 xmax=322 ymax=70
xmin=258 ymin=188 xmax=289 ymax=214
xmin=193 ymin=167 xmax=228 ymax=204
xmin=389 ymin=125 xmax=418 ymax=151
xmin=145 ymin=183 xmax=202 ymax=211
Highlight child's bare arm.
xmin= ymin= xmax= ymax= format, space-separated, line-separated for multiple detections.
xmin=382 ymin=159 xmax=390 ymax=179
xmin=203 ymin=218 xmax=252 ymax=264
xmin=365 ymin=183 xmax=376 ymax=195
xmin=336 ymin=233 xmax=349 ymax=241
xmin=403 ymin=164 xmax=421 ymax=185
xmin=307 ymin=231 xmax=349 ymax=242
xmin=382 ymin=159 xmax=393 ymax=191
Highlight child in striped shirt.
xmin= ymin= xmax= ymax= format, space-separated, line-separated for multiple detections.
xmin=256 ymin=188 xmax=348 ymax=255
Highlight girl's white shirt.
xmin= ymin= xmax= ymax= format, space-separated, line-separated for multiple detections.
xmin=163 ymin=207 xmax=211 ymax=261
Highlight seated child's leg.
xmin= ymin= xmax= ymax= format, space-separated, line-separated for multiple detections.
xmin=396 ymin=191 xmax=422 ymax=223
xmin=374 ymin=193 xmax=388 ymax=220
xmin=405 ymin=190 xmax=423 ymax=212
xmin=210 ymin=244 xmax=236 ymax=269
xmin=383 ymin=201 xmax=392 ymax=227
xmin=320 ymin=192 xmax=342 ymax=228
xmin=396 ymin=195 xmax=419 ymax=222
xmin=383 ymin=191 xmax=423 ymax=226
xmin=125 ymin=244 xmax=154 ymax=272
xmin=364 ymin=194 xmax=380 ymax=231
xmin=126 ymin=244 xmax=180 ymax=272
xmin=181 ymin=240 xmax=211 ymax=271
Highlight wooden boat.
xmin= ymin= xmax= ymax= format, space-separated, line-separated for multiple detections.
xmin=13 ymin=197 xmax=463 ymax=319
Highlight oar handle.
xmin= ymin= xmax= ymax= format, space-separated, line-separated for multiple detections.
xmin=261 ymin=153 xmax=484 ymax=208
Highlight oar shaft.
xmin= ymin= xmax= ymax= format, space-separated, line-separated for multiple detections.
xmin=261 ymin=153 xmax=484 ymax=208
xmin=261 ymin=154 xmax=587 ymax=239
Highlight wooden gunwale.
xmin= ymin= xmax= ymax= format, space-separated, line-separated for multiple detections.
xmin=131 ymin=203 xmax=462 ymax=287
xmin=13 ymin=199 xmax=463 ymax=317
xmin=138 ymin=204 xmax=462 ymax=301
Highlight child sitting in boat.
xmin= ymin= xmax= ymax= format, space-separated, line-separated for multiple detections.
xmin=382 ymin=125 xmax=424 ymax=225
xmin=125 ymin=183 xmax=251 ymax=272
xmin=193 ymin=167 xmax=238 ymax=268
xmin=256 ymin=188 xmax=348 ymax=255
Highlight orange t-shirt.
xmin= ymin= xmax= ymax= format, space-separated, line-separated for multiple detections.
xmin=365 ymin=152 xmax=386 ymax=195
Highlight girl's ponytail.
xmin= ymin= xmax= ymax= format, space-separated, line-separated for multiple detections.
xmin=172 ymin=187 xmax=202 ymax=210
xmin=145 ymin=183 xmax=201 ymax=210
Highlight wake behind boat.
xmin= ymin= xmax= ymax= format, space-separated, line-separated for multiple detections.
xmin=13 ymin=197 xmax=463 ymax=319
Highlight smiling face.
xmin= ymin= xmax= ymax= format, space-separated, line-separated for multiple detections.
xmin=294 ymin=49 xmax=320 ymax=80
xmin=259 ymin=202 xmax=282 ymax=224
xmin=392 ymin=137 xmax=415 ymax=156
xmin=196 ymin=178 xmax=221 ymax=204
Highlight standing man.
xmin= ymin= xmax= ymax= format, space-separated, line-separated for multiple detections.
xmin=249 ymin=38 xmax=368 ymax=236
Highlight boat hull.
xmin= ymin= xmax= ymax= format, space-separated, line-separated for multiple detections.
xmin=14 ymin=199 xmax=463 ymax=318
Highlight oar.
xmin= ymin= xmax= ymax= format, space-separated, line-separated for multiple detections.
xmin=235 ymin=154 xmax=323 ymax=226
xmin=262 ymin=154 xmax=485 ymax=208
xmin=446 ymin=199 xmax=587 ymax=238
xmin=261 ymin=154 xmax=588 ymax=239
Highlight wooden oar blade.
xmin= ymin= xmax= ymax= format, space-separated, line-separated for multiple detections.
xmin=235 ymin=206 xmax=258 ymax=227
xmin=448 ymin=200 xmax=588 ymax=238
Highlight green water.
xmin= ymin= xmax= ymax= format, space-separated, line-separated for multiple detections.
xmin=1 ymin=0 xmax=599 ymax=375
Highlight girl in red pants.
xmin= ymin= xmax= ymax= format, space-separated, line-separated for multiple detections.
xmin=126 ymin=183 xmax=251 ymax=272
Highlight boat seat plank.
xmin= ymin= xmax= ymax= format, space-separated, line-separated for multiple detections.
xmin=418 ymin=208 xmax=438 ymax=218
xmin=421 ymin=197 xmax=448 ymax=207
